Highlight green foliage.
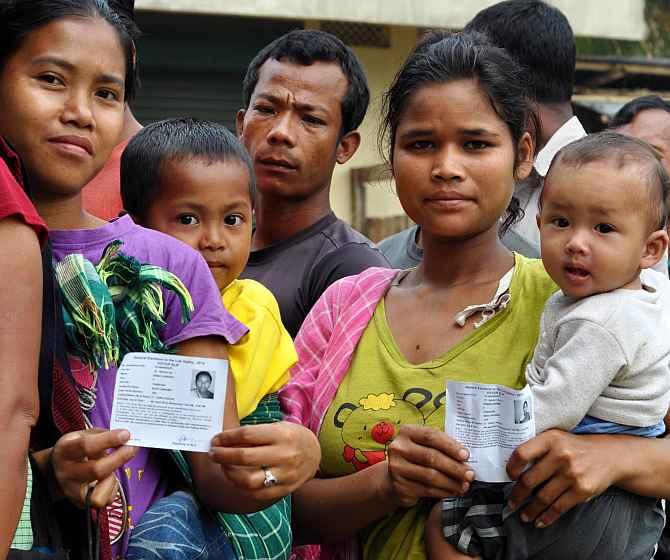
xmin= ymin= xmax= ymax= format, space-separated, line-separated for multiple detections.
xmin=576 ymin=36 xmax=645 ymax=57
xmin=645 ymin=0 xmax=670 ymax=56
xmin=576 ymin=0 xmax=670 ymax=57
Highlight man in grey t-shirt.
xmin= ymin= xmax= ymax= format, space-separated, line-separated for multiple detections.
xmin=237 ymin=30 xmax=388 ymax=337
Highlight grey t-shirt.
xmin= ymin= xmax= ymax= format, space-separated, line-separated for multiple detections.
xmin=241 ymin=212 xmax=389 ymax=337
xmin=528 ymin=269 xmax=670 ymax=433
xmin=376 ymin=223 xmax=540 ymax=267
xmin=377 ymin=225 xmax=422 ymax=269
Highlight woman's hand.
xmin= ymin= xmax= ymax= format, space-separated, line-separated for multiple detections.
xmin=209 ymin=421 xmax=321 ymax=501
xmin=51 ymin=429 xmax=138 ymax=509
xmin=506 ymin=429 xmax=617 ymax=528
xmin=386 ymin=424 xmax=474 ymax=508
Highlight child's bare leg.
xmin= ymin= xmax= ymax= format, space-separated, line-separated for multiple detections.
xmin=425 ymin=501 xmax=481 ymax=560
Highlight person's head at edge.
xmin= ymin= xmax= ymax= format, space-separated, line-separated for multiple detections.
xmin=236 ymin=29 xmax=370 ymax=241
xmin=380 ymin=31 xmax=536 ymax=248
xmin=0 ymin=0 xmax=138 ymax=224
xmin=610 ymin=95 xmax=670 ymax=175
xmin=465 ymin=0 xmax=576 ymax=146
xmin=611 ymin=95 xmax=670 ymax=242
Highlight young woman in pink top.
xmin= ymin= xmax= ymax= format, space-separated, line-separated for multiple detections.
xmin=281 ymin=31 xmax=670 ymax=560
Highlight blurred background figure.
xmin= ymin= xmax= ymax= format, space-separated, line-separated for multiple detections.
xmin=610 ymin=95 xmax=670 ymax=274
xmin=610 ymin=94 xmax=670 ymax=175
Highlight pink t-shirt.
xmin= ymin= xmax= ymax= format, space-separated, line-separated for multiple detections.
xmin=82 ymin=139 xmax=129 ymax=221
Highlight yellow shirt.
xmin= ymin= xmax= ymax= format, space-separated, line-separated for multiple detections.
xmin=318 ymin=256 xmax=557 ymax=559
xmin=222 ymin=279 xmax=297 ymax=419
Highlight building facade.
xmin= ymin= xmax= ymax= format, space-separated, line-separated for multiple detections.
xmin=132 ymin=0 xmax=649 ymax=233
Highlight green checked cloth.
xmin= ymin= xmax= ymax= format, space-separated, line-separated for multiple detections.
xmin=10 ymin=460 xmax=33 ymax=550
xmin=55 ymin=240 xmax=194 ymax=371
xmin=170 ymin=394 xmax=292 ymax=560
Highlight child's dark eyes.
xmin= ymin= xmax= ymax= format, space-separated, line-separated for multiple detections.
xmin=178 ymin=214 xmax=199 ymax=226
xmin=224 ymin=214 xmax=243 ymax=226
xmin=595 ymin=223 xmax=615 ymax=234
xmin=550 ymin=217 xmax=570 ymax=228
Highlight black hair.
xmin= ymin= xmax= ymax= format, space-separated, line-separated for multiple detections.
xmin=242 ymin=29 xmax=370 ymax=136
xmin=195 ymin=371 xmax=212 ymax=383
xmin=381 ymin=31 xmax=539 ymax=237
xmin=546 ymin=131 xmax=670 ymax=230
xmin=610 ymin=95 xmax=670 ymax=129
xmin=121 ymin=117 xmax=256 ymax=219
xmin=465 ymin=0 xmax=575 ymax=104
xmin=106 ymin=0 xmax=141 ymax=96
xmin=0 ymin=0 xmax=139 ymax=102
xmin=107 ymin=0 xmax=134 ymax=20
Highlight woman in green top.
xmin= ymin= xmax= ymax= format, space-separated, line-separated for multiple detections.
xmin=283 ymin=31 xmax=670 ymax=559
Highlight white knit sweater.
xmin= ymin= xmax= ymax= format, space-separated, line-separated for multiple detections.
xmin=527 ymin=270 xmax=670 ymax=433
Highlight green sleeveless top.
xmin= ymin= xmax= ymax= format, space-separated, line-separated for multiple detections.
xmin=318 ymin=255 xmax=557 ymax=560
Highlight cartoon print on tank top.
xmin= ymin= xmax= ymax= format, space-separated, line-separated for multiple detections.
xmin=333 ymin=388 xmax=445 ymax=471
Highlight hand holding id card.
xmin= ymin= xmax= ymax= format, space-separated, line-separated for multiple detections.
xmin=445 ymin=381 xmax=535 ymax=482
xmin=110 ymin=352 xmax=228 ymax=452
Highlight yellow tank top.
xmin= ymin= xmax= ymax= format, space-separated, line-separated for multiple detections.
xmin=318 ymin=255 xmax=557 ymax=559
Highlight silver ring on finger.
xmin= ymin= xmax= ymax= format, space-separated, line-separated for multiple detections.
xmin=262 ymin=467 xmax=278 ymax=488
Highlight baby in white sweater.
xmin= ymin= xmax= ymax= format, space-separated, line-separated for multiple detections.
xmin=434 ymin=131 xmax=670 ymax=560
xmin=531 ymin=131 xmax=670 ymax=437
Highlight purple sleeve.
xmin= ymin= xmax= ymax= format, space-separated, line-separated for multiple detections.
xmin=160 ymin=248 xmax=248 ymax=347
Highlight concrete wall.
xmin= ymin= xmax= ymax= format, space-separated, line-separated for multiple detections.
xmin=135 ymin=0 xmax=647 ymax=41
